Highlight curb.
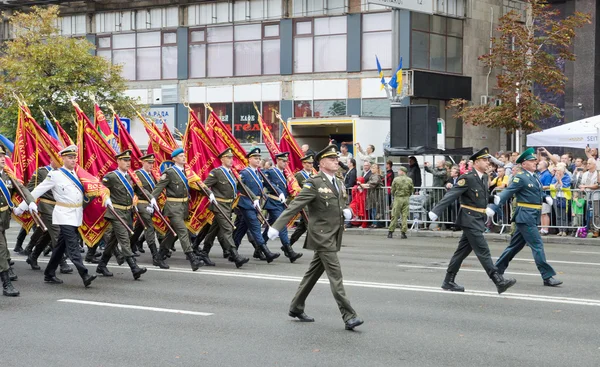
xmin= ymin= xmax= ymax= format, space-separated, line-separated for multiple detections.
xmin=345 ymin=228 xmax=600 ymax=246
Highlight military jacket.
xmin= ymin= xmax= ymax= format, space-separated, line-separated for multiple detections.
xmin=102 ymin=170 xmax=151 ymax=221
xmin=431 ymin=170 xmax=489 ymax=231
xmin=151 ymin=166 xmax=196 ymax=218
xmin=391 ymin=175 xmax=414 ymax=198
xmin=295 ymin=170 xmax=313 ymax=188
xmin=204 ymin=167 xmax=237 ymax=211
xmin=272 ymin=172 xmax=348 ymax=252
xmin=263 ymin=167 xmax=288 ymax=210
xmin=27 ymin=166 xmax=55 ymax=216
xmin=135 ymin=168 xmax=158 ymax=210
xmin=0 ymin=170 xmax=34 ymax=230
xmin=237 ymin=167 xmax=262 ymax=211
xmin=497 ymin=170 xmax=547 ymax=225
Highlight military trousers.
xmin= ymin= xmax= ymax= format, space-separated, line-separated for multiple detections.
xmin=289 ymin=216 xmax=307 ymax=246
xmin=0 ymin=229 xmax=10 ymax=272
xmin=160 ymin=212 xmax=193 ymax=254
xmin=263 ymin=205 xmax=290 ymax=245
xmin=130 ymin=204 xmax=158 ymax=249
xmin=207 ymin=202 xmax=236 ymax=252
xmin=104 ymin=215 xmax=135 ymax=259
xmin=388 ymin=197 xmax=410 ymax=233
xmin=236 ymin=208 xmax=266 ymax=248
xmin=290 ymin=251 xmax=357 ymax=322
xmin=45 ymin=225 xmax=88 ymax=277
xmin=446 ymin=226 xmax=497 ymax=277
xmin=495 ymin=223 xmax=556 ymax=280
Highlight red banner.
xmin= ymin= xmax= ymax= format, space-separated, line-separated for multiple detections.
xmin=279 ymin=127 xmax=304 ymax=173
xmin=94 ymin=104 xmax=119 ymax=153
xmin=115 ymin=113 xmax=143 ymax=172
xmin=162 ymin=123 xmax=178 ymax=149
xmin=206 ymin=110 xmax=248 ymax=172
xmin=55 ymin=119 xmax=74 ymax=148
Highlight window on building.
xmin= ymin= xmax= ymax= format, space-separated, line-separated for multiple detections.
xmin=97 ymin=31 xmax=178 ymax=81
xmin=211 ymin=103 xmax=233 ymax=132
xmin=190 ymin=1 xmax=281 ymax=25
xmin=136 ymin=7 xmax=179 ymax=30
xmin=293 ymin=0 xmax=347 ymax=17
xmin=189 ymin=23 xmax=280 ymax=78
xmin=234 ymin=102 xmax=261 ymax=144
xmin=233 ymin=0 xmax=282 ymax=22
xmin=261 ymin=101 xmax=281 ymax=139
xmin=294 ymin=16 xmax=347 ymax=73
xmin=410 ymin=14 xmax=463 ymax=74
xmin=362 ymin=99 xmax=389 ymax=117
xmin=360 ymin=0 xmax=388 ymax=12
xmin=294 ymin=100 xmax=313 ymax=117
xmin=58 ymin=15 xmax=87 ymax=35
xmin=314 ymin=99 xmax=346 ymax=117
xmin=435 ymin=0 xmax=466 ymax=18
xmin=361 ymin=12 xmax=392 ymax=71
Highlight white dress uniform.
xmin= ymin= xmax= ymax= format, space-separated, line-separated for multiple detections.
xmin=30 ymin=167 xmax=84 ymax=227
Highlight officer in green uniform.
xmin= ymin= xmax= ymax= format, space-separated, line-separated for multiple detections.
xmin=387 ymin=166 xmax=413 ymax=239
xmin=25 ymin=161 xmax=72 ymax=274
xmin=203 ymin=148 xmax=249 ymax=268
xmin=429 ymin=147 xmax=517 ymax=294
xmin=130 ymin=153 xmax=161 ymax=260
xmin=267 ymin=144 xmax=364 ymax=331
xmin=97 ymin=150 xmax=154 ymax=280
xmin=0 ymin=145 xmax=36 ymax=296
xmin=151 ymin=148 xmax=204 ymax=271
xmin=289 ymin=154 xmax=314 ymax=246
xmin=489 ymin=147 xmax=562 ymax=286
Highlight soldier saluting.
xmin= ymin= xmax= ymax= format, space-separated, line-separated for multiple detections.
xmin=428 ymin=147 xmax=517 ymax=294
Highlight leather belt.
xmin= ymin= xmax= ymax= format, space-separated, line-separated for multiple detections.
xmin=460 ymin=204 xmax=486 ymax=214
xmin=0 ymin=205 xmax=8 ymax=212
xmin=215 ymin=197 xmax=233 ymax=203
xmin=137 ymin=200 xmax=149 ymax=204
xmin=55 ymin=202 xmax=82 ymax=208
xmin=517 ymin=202 xmax=542 ymax=210
xmin=112 ymin=204 xmax=133 ymax=210
xmin=267 ymin=194 xmax=283 ymax=201
xmin=166 ymin=197 xmax=188 ymax=202
xmin=39 ymin=198 xmax=57 ymax=206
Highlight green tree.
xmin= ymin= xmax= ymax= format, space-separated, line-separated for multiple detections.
xmin=0 ymin=6 xmax=141 ymax=140
xmin=448 ymin=0 xmax=591 ymax=133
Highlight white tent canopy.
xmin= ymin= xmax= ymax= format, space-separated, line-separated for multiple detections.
xmin=526 ymin=115 xmax=600 ymax=149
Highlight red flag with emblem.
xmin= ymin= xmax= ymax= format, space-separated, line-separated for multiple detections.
xmin=278 ymin=126 xmax=304 ymax=173
xmin=205 ymin=109 xmax=248 ymax=171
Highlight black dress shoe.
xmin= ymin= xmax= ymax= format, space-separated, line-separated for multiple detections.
xmin=543 ymin=277 xmax=563 ymax=287
xmin=345 ymin=317 xmax=364 ymax=330
xmin=289 ymin=311 xmax=315 ymax=322
xmin=82 ymin=274 xmax=97 ymax=288
xmin=44 ymin=275 xmax=64 ymax=284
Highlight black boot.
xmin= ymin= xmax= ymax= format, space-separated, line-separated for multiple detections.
xmin=113 ymin=247 xmax=125 ymax=265
xmin=250 ymin=239 xmax=267 ymax=261
xmin=137 ymin=239 xmax=145 ymax=253
xmin=491 ymin=272 xmax=517 ymax=294
xmin=22 ymin=240 xmax=35 ymax=256
xmin=229 ymin=247 xmax=249 ymax=268
xmin=441 ymin=272 xmax=464 ymax=292
xmin=401 ymin=232 xmax=408 ymax=239
xmin=8 ymin=267 xmax=17 ymax=281
xmin=1 ymin=271 xmax=19 ymax=297
xmin=43 ymin=245 xmax=52 ymax=257
xmin=13 ymin=228 xmax=27 ymax=253
xmin=59 ymin=257 xmax=74 ymax=274
xmin=131 ymin=242 xmax=140 ymax=257
xmin=387 ymin=231 xmax=393 ymax=238
xmin=26 ymin=251 xmax=41 ymax=270
xmin=154 ymin=248 xmax=170 ymax=269
xmin=81 ymin=273 xmax=97 ymax=288
xmin=148 ymin=243 xmax=158 ymax=259
xmin=126 ymin=257 xmax=147 ymax=280
xmin=96 ymin=251 xmax=113 ymax=277
xmin=196 ymin=243 xmax=215 ymax=266
xmin=281 ymin=244 xmax=303 ymax=263
xmin=260 ymin=244 xmax=280 ymax=263
xmin=85 ymin=245 xmax=99 ymax=264
xmin=186 ymin=252 xmax=204 ymax=271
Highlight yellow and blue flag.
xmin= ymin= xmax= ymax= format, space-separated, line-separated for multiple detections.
xmin=388 ymin=57 xmax=403 ymax=93
xmin=44 ymin=116 xmax=60 ymax=142
xmin=376 ymin=55 xmax=386 ymax=90
xmin=0 ymin=133 xmax=14 ymax=154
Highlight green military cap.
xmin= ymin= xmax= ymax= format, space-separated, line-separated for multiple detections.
xmin=315 ymin=144 xmax=339 ymax=162
xmin=516 ymin=147 xmax=537 ymax=164
xmin=399 ymin=166 xmax=408 ymax=173
xmin=246 ymin=147 xmax=261 ymax=158
xmin=140 ymin=153 xmax=155 ymax=163
xmin=0 ymin=145 xmax=6 ymax=156
xmin=116 ymin=149 xmax=132 ymax=160
xmin=218 ymin=147 xmax=234 ymax=159
xmin=470 ymin=147 xmax=491 ymax=162
xmin=276 ymin=152 xmax=289 ymax=162
xmin=59 ymin=144 xmax=78 ymax=157
xmin=300 ymin=154 xmax=314 ymax=163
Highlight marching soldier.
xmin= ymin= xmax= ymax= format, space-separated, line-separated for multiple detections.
xmin=289 ymin=154 xmax=314 ymax=247
xmin=130 ymin=153 xmax=161 ymax=260
xmin=262 ymin=152 xmax=302 ymax=263
xmin=96 ymin=150 xmax=155 ymax=279
xmin=27 ymin=145 xmax=98 ymax=288
xmin=202 ymin=148 xmax=249 ymax=268
xmin=232 ymin=147 xmax=279 ymax=263
xmin=490 ymin=147 xmax=562 ymax=287
xmin=0 ymin=145 xmax=36 ymax=296
xmin=428 ymin=147 xmax=516 ymax=294
xmin=150 ymin=148 xmax=204 ymax=271
xmin=387 ymin=166 xmax=413 ymax=239
xmin=25 ymin=160 xmax=73 ymax=274
xmin=267 ymin=144 xmax=363 ymax=330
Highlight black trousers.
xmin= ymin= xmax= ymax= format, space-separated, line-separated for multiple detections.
xmin=289 ymin=216 xmax=307 ymax=246
xmin=44 ymin=225 xmax=88 ymax=277
xmin=446 ymin=226 xmax=497 ymax=277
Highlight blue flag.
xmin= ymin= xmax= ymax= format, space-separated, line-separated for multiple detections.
xmin=0 ymin=133 xmax=14 ymax=154
xmin=376 ymin=55 xmax=386 ymax=90
xmin=44 ymin=117 xmax=60 ymax=142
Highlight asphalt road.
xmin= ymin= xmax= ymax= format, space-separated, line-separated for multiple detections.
xmin=2 ymin=227 xmax=600 ymax=367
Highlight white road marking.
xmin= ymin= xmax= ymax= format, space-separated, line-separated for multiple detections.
xmin=396 ymin=264 xmax=540 ymax=277
xmin=57 ymin=299 xmax=213 ymax=316
xmin=13 ymin=258 xmax=600 ymax=308
xmin=570 ymin=251 xmax=600 ymax=255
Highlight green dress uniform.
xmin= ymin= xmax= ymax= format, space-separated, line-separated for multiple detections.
xmin=0 ymin=149 xmax=35 ymax=296
xmin=388 ymin=167 xmax=413 ymax=237
xmin=271 ymin=145 xmax=362 ymax=329
xmin=150 ymin=153 xmax=204 ymax=271
xmin=491 ymin=148 xmax=562 ymax=286
xmin=430 ymin=147 xmax=516 ymax=294
xmin=289 ymin=156 xmax=314 ymax=246
xmin=202 ymin=148 xmax=249 ymax=268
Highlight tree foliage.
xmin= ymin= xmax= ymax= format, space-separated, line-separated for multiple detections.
xmin=0 ymin=6 xmax=141 ymax=140
xmin=448 ymin=0 xmax=591 ymax=133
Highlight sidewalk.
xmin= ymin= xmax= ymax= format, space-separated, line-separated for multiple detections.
xmin=346 ymin=227 xmax=600 ymax=246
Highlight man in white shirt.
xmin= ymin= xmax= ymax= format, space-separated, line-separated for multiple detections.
xmin=28 ymin=145 xmax=99 ymax=288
